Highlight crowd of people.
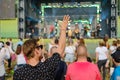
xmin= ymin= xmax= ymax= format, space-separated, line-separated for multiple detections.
xmin=0 ymin=15 xmax=120 ymax=80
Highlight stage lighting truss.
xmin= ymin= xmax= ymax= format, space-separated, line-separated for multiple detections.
xmin=41 ymin=2 xmax=100 ymax=23
xmin=19 ymin=7 xmax=24 ymax=11
xmin=19 ymin=28 xmax=24 ymax=32
xmin=18 ymin=0 xmax=25 ymax=38
xmin=19 ymin=18 xmax=24 ymax=22
xmin=110 ymin=0 xmax=117 ymax=38
xmin=111 ymin=27 xmax=116 ymax=31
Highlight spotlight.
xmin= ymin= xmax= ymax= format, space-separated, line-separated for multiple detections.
xmin=39 ymin=11 xmax=42 ymax=15
xmin=99 ymin=19 xmax=102 ymax=22
xmin=19 ymin=7 xmax=23 ymax=11
xmin=111 ymin=5 xmax=116 ymax=8
xmin=19 ymin=18 xmax=24 ymax=22
xmin=19 ymin=28 xmax=24 ymax=32
xmin=39 ymin=20 xmax=41 ymax=23
xmin=77 ymin=2 xmax=80 ymax=6
xmin=111 ymin=27 xmax=116 ymax=31
xmin=111 ymin=16 xmax=115 ymax=20
xmin=112 ymin=5 xmax=114 ymax=7
xmin=99 ymin=9 xmax=102 ymax=13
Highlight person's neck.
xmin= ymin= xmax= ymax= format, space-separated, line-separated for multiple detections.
xmin=27 ymin=58 xmax=39 ymax=66
xmin=77 ymin=57 xmax=87 ymax=62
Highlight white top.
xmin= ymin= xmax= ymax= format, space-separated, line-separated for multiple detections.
xmin=95 ymin=46 xmax=108 ymax=60
xmin=110 ymin=46 xmax=117 ymax=54
xmin=17 ymin=54 xmax=26 ymax=65
xmin=0 ymin=48 xmax=10 ymax=76
xmin=8 ymin=46 xmax=14 ymax=54
xmin=0 ymin=42 xmax=3 ymax=49
xmin=65 ymin=46 xmax=76 ymax=55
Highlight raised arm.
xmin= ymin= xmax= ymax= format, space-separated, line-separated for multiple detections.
xmin=43 ymin=15 xmax=70 ymax=76
xmin=56 ymin=15 xmax=70 ymax=55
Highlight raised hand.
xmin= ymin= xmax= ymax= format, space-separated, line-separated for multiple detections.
xmin=58 ymin=15 xmax=70 ymax=30
xmin=56 ymin=15 xmax=70 ymax=55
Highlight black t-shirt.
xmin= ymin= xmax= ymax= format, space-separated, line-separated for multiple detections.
xmin=111 ymin=47 xmax=120 ymax=63
xmin=13 ymin=53 xmax=60 ymax=80
xmin=54 ymin=61 xmax=67 ymax=80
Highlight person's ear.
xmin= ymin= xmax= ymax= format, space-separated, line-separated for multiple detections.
xmin=35 ymin=49 xmax=39 ymax=54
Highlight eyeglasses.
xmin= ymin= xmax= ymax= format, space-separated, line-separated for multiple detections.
xmin=36 ymin=45 xmax=43 ymax=50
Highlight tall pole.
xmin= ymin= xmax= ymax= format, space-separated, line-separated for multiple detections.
xmin=18 ymin=0 xmax=25 ymax=39
xmin=111 ymin=0 xmax=117 ymax=38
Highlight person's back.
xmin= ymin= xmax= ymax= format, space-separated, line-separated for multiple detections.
xmin=65 ymin=46 xmax=75 ymax=54
xmin=111 ymin=46 xmax=120 ymax=80
xmin=110 ymin=46 xmax=117 ymax=54
xmin=50 ymin=46 xmax=67 ymax=80
xmin=96 ymin=41 xmax=108 ymax=80
xmin=17 ymin=53 xmax=26 ymax=65
xmin=66 ymin=62 xmax=101 ymax=80
xmin=96 ymin=46 xmax=108 ymax=60
xmin=66 ymin=44 xmax=101 ymax=80
xmin=14 ymin=52 xmax=61 ymax=80
xmin=111 ymin=66 xmax=120 ymax=80
xmin=55 ymin=61 xmax=67 ymax=80
xmin=65 ymin=39 xmax=76 ymax=65
xmin=110 ymin=40 xmax=117 ymax=54
xmin=13 ymin=15 xmax=70 ymax=80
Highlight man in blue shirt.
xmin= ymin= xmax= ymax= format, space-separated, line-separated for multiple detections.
xmin=111 ymin=46 xmax=120 ymax=80
xmin=17 ymin=38 xmax=23 ymax=46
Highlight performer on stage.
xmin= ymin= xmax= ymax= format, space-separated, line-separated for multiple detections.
xmin=83 ymin=24 xmax=90 ymax=38
xmin=49 ymin=25 xmax=55 ymax=38
xmin=68 ymin=27 xmax=73 ymax=38
xmin=87 ymin=24 xmax=91 ymax=38
xmin=74 ymin=23 xmax=80 ymax=38
xmin=96 ymin=23 xmax=101 ymax=38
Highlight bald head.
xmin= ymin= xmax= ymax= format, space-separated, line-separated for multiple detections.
xmin=77 ymin=44 xmax=87 ymax=57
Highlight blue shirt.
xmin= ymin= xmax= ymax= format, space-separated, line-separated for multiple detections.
xmin=17 ymin=41 xmax=23 ymax=46
xmin=111 ymin=66 xmax=120 ymax=80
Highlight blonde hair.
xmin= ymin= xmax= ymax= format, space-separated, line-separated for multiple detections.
xmin=67 ymin=38 xmax=73 ymax=46
xmin=99 ymin=41 xmax=105 ymax=46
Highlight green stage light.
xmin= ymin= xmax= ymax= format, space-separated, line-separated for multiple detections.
xmin=41 ymin=2 xmax=100 ymax=25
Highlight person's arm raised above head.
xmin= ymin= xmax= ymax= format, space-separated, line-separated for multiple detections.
xmin=56 ymin=15 xmax=70 ymax=55
xmin=43 ymin=15 xmax=70 ymax=74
